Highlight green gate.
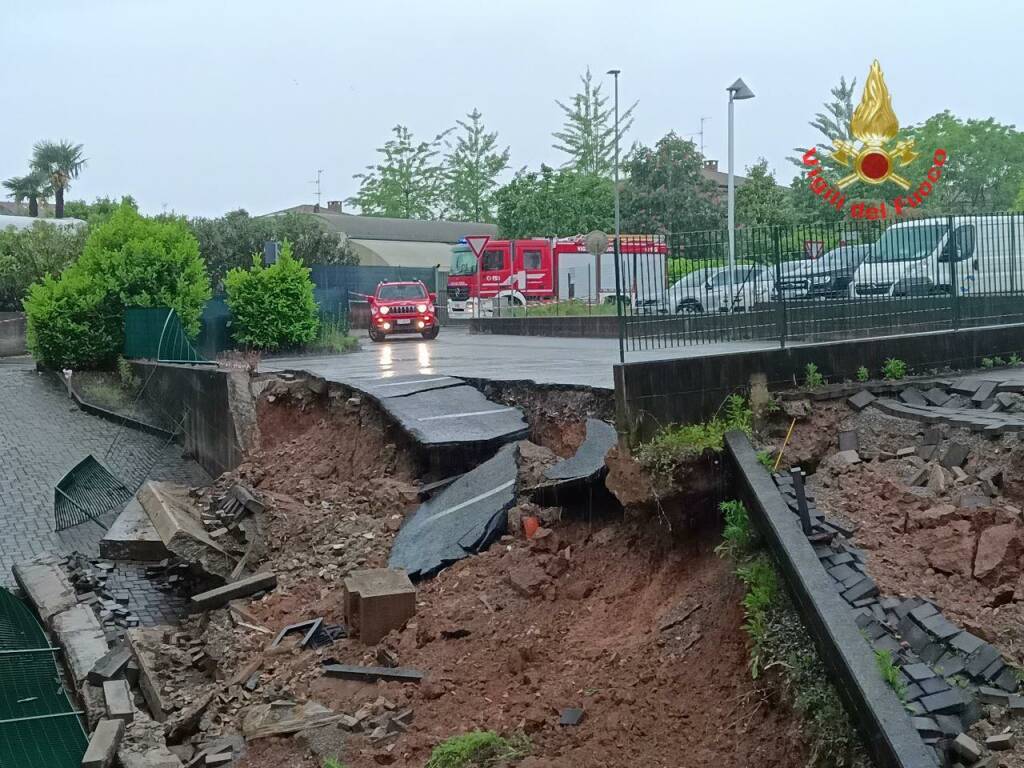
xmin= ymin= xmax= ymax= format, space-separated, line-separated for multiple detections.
xmin=0 ymin=588 xmax=88 ymax=768
xmin=123 ymin=306 xmax=215 ymax=364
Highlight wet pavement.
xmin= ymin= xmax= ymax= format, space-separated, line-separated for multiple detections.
xmin=262 ymin=325 xmax=777 ymax=390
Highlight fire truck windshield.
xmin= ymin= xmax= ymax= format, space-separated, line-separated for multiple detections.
xmin=451 ymin=249 xmax=477 ymax=276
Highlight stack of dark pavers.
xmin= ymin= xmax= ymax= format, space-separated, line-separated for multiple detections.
xmin=773 ymin=465 xmax=1020 ymax=764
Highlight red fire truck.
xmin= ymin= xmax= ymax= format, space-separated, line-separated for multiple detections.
xmin=446 ymin=235 xmax=668 ymax=317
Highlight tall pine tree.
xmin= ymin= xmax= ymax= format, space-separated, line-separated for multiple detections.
xmin=347 ymin=125 xmax=453 ymax=219
xmin=443 ymin=109 xmax=510 ymax=222
xmin=552 ymin=68 xmax=636 ymax=177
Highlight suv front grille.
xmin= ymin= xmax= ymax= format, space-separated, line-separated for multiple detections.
xmin=388 ymin=304 xmax=417 ymax=314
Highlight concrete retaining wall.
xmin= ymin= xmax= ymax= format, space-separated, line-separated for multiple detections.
xmin=615 ymin=322 xmax=1024 ymax=441
xmin=470 ymin=316 xmax=620 ymax=338
xmin=0 ymin=311 xmax=27 ymax=356
xmin=725 ymin=432 xmax=936 ymax=768
xmin=130 ymin=362 xmax=254 ymax=478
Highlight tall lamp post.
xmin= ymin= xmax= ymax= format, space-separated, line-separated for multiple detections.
xmin=607 ymin=68 xmax=623 ymax=362
xmin=726 ymin=77 xmax=755 ymax=312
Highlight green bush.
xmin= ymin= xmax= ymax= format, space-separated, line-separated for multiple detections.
xmin=636 ymin=394 xmax=752 ymax=474
xmin=24 ymin=205 xmax=210 ymax=369
xmin=855 ymin=366 xmax=869 ymax=382
xmin=716 ymin=500 xmax=756 ymax=558
xmin=0 ymin=221 xmax=87 ymax=310
xmin=224 ymin=240 xmax=319 ymax=350
xmin=882 ymin=358 xmax=907 ymax=380
xmin=804 ymin=362 xmax=824 ymax=389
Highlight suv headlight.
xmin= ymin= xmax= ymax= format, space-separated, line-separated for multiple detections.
xmin=379 ymin=305 xmax=389 ymax=315
xmin=417 ymin=303 xmax=428 ymax=313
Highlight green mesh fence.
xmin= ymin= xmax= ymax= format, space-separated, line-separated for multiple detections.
xmin=0 ymin=588 xmax=87 ymax=768
xmin=123 ymin=307 xmax=214 ymax=364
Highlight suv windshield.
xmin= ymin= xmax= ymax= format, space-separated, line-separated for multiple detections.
xmin=378 ymin=284 xmax=427 ymax=300
xmin=868 ymin=224 xmax=946 ymax=263
xmin=451 ymin=248 xmax=477 ymax=275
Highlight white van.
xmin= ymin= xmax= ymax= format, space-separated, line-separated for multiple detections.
xmin=852 ymin=216 xmax=1024 ymax=298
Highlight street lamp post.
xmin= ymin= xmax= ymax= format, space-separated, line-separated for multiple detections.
xmin=726 ymin=77 xmax=754 ymax=312
xmin=608 ymin=68 xmax=623 ymax=362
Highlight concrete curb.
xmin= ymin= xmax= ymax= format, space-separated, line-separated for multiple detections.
xmin=724 ymin=431 xmax=937 ymax=768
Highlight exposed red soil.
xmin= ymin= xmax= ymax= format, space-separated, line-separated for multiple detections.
xmin=786 ymin=403 xmax=1024 ymax=663
xmin=234 ymin=521 xmax=806 ymax=768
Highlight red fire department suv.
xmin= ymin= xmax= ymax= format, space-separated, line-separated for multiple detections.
xmin=367 ymin=280 xmax=439 ymax=342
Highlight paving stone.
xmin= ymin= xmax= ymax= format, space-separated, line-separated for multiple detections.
xmin=994 ymin=666 xmax=1019 ymax=692
xmin=88 ymin=645 xmax=133 ymax=686
xmin=102 ymin=679 xmax=134 ymax=723
xmin=986 ymin=733 xmax=1014 ymax=751
xmin=972 ymin=380 xmax=998 ymax=404
xmin=82 ymin=718 xmax=125 ymax=768
xmin=900 ymin=621 xmax=932 ymax=653
xmin=848 ymin=390 xmax=876 ymax=411
xmin=921 ymin=688 xmax=967 ymax=714
xmin=982 ymin=656 xmax=1007 ymax=683
xmin=977 ymin=686 xmax=1011 ymax=706
xmin=916 ymin=445 xmax=938 ymax=461
xmin=904 ymin=683 xmax=925 ymax=702
xmin=908 ymin=602 xmax=939 ymax=623
xmin=838 ymin=430 xmax=858 ymax=452
xmin=912 ymin=716 xmax=940 ymax=735
xmin=841 ymin=577 xmax=878 ymax=603
xmin=966 ymin=644 xmax=1002 ymax=679
xmin=941 ymin=443 xmax=970 ymax=469
xmin=923 ymin=389 xmax=952 ymax=407
xmin=901 ymin=388 xmax=928 ymax=406
xmin=933 ymin=714 xmax=964 ymax=737
xmin=918 ymin=677 xmax=949 ymax=695
xmin=919 ymin=613 xmax=961 ymax=641
xmin=920 ymin=643 xmax=946 ymax=665
xmin=902 ymin=663 xmax=936 ymax=683
xmin=952 ymin=733 xmax=982 ymax=763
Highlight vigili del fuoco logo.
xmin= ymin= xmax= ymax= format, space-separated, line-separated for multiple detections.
xmin=802 ymin=60 xmax=948 ymax=219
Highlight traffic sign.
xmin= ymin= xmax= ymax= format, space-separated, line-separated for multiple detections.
xmin=465 ymin=235 xmax=491 ymax=258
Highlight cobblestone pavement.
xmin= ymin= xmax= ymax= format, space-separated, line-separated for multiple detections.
xmin=0 ymin=358 xmax=209 ymax=585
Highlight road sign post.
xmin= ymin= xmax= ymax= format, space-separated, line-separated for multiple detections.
xmin=465 ymin=235 xmax=491 ymax=319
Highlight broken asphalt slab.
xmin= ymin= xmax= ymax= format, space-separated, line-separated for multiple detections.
xmin=340 ymin=373 xmax=464 ymax=400
xmin=389 ymin=443 xmax=518 ymax=578
xmin=530 ymin=418 xmax=617 ymax=502
xmin=377 ymin=384 xmax=528 ymax=448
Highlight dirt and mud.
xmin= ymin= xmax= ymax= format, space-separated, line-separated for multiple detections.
xmin=158 ymin=379 xmax=809 ymax=768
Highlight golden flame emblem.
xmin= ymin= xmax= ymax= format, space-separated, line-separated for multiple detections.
xmin=830 ymin=60 xmax=918 ymax=189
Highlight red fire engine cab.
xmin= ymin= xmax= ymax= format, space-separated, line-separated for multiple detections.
xmin=446 ymin=236 xmax=668 ymax=317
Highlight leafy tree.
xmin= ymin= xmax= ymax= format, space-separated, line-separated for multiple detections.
xmin=0 ymin=221 xmax=87 ymax=309
xmin=63 ymin=195 xmax=137 ymax=225
xmin=897 ymin=112 xmax=1024 ymax=213
xmin=493 ymin=166 xmax=613 ymax=238
xmin=31 ymin=140 xmax=86 ymax=218
xmin=1015 ymin=180 xmax=1024 ymax=212
xmin=443 ymin=109 xmax=510 ymax=222
xmin=553 ymin=68 xmax=636 ymax=177
xmin=348 ymin=125 xmax=453 ymax=218
xmin=619 ymin=132 xmax=724 ymax=235
xmin=24 ymin=204 xmax=211 ymax=368
xmin=2 ymin=172 xmax=51 ymax=217
xmin=736 ymin=159 xmax=792 ymax=227
xmin=224 ymin=240 xmax=319 ymax=350
xmin=188 ymin=209 xmax=356 ymax=284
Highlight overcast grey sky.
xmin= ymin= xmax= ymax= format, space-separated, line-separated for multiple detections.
xmin=2 ymin=0 xmax=1021 ymax=218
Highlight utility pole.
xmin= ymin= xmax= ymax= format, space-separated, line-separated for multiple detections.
xmin=607 ymin=68 xmax=624 ymax=364
xmin=310 ymin=169 xmax=324 ymax=207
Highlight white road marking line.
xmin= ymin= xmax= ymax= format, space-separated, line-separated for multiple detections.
xmin=417 ymin=408 xmax=516 ymax=421
xmin=372 ymin=376 xmax=453 ymax=388
xmin=419 ymin=480 xmax=516 ymax=525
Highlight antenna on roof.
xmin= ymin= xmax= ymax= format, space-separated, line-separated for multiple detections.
xmin=686 ymin=117 xmax=712 ymax=156
xmin=310 ymin=169 xmax=324 ymax=207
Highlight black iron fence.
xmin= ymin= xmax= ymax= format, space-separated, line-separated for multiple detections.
xmin=615 ymin=213 xmax=1024 ymax=354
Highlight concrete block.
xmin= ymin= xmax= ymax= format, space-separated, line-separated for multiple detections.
xmin=977 ymin=686 xmax=1010 ymax=706
xmin=100 ymin=499 xmax=170 ymax=561
xmin=82 ymin=719 xmax=125 ymax=768
xmin=12 ymin=556 xmax=76 ymax=627
xmin=900 ymin=388 xmax=928 ymax=406
xmin=847 ymin=390 xmax=876 ymax=410
xmin=189 ymin=572 xmax=278 ymax=612
xmin=137 ymin=481 xmax=236 ymax=579
xmin=986 ymin=732 xmax=1014 ymax=751
xmin=343 ymin=568 xmax=417 ymax=645
xmin=103 ymin=679 xmax=134 ymax=723
xmin=52 ymin=604 xmax=109 ymax=685
xmin=127 ymin=628 xmax=172 ymax=722
xmin=88 ymin=645 xmax=133 ymax=685
xmin=952 ymin=733 xmax=981 ymax=763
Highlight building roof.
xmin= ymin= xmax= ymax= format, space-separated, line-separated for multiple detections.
xmin=0 ymin=214 xmax=86 ymax=231
xmin=266 ymin=205 xmax=497 ymax=243
xmin=347 ymin=239 xmax=454 ymax=269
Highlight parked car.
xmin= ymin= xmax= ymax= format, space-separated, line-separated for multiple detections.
xmin=852 ymin=216 xmax=1024 ymax=297
xmin=663 ymin=265 xmax=767 ymax=314
xmin=771 ymin=246 xmax=873 ymax=301
xmin=368 ymin=280 xmax=439 ymax=341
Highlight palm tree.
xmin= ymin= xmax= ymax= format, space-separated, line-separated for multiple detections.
xmin=2 ymin=172 xmax=51 ymax=217
xmin=31 ymin=140 xmax=86 ymax=218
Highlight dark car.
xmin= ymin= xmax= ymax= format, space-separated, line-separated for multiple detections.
xmin=804 ymin=244 xmax=873 ymax=299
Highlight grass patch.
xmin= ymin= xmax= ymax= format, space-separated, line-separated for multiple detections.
xmin=323 ymin=759 xmax=347 ymax=768
xmin=425 ymin=731 xmax=530 ymax=768
xmin=756 ymin=449 xmax=775 ymax=471
xmin=717 ymin=506 xmax=869 ymax=768
xmin=310 ymin=317 xmax=359 ymax=354
xmin=882 ymin=358 xmax=907 ymax=380
xmin=1010 ymin=353 xmax=1022 ymax=366
xmin=507 ymin=299 xmax=618 ymax=317
xmin=636 ymin=394 xmax=752 ymax=475
xmin=874 ymin=650 xmax=906 ymax=700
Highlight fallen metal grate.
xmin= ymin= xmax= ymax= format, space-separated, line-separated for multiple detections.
xmin=54 ymin=454 xmax=132 ymax=531
xmin=0 ymin=588 xmax=87 ymax=768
